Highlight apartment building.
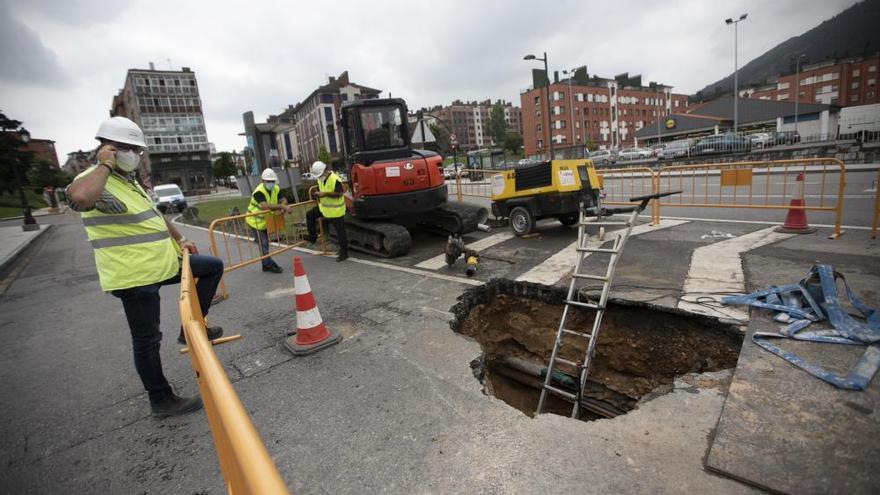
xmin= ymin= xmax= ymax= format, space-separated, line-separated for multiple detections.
xmin=110 ymin=64 xmax=212 ymax=191
xmin=289 ymin=71 xmax=381 ymax=169
xmin=520 ymin=70 xmax=688 ymax=156
xmin=431 ymin=100 xmax=522 ymax=151
xmin=744 ymin=53 xmax=879 ymax=106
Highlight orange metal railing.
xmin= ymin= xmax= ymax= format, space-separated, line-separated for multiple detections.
xmin=178 ymin=251 xmax=289 ymax=494
xmin=208 ymin=198 xmax=316 ymax=300
xmin=655 ymin=158 xmax=846 ymax=238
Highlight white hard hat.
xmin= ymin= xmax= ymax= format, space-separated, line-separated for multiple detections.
xmin=95 ymin=116 xmax=147 ymax=148
xmin=311 ymin=161 xmax=327 ymax=177
xmin=261 ymin=168 xmax=278 ymax=181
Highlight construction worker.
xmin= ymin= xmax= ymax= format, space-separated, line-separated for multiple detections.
xmin=66 ymin=116 xmax=224 ymax=418
xmin=245 ymin=168 xmax=292 ymax=273
xmin=306 ymin=160 xmax=348 ymax=262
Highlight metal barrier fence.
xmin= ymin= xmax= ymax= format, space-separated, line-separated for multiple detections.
xmin=593 ymin=166 xmax=660 ymax=223
xmin=655 ymin=158 xmax=845 ymax=238
xmin=209 ymin=199 xmax=316 ymax=299
xmin=448 ymin=159 xmax=848 ymax=237
xmin=451 ymin=169 xmax=495 ymax=200
xmin=178 ymin=251 xmax=288 ymax=494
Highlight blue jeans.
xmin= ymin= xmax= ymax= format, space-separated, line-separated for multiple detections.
xmin=251 ymin=228 xmax=277 ymax=268
xmin=111 ymin=255 xmax=224 ymax=402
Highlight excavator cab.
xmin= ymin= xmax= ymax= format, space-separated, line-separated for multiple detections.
xmin=341 ymin=98 xmax=412 ymax=166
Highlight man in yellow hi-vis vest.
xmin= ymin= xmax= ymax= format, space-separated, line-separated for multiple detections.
xmin=67 ymin=117 xmax=224 ymax=418
xmin=305 ymin=161 xmax=348 ymax=262
xmin=245 ymin=168 xmax=292 ymax=273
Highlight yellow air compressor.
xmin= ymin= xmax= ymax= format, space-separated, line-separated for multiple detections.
xmin=490 ymin=159 xmax=603 ymax=236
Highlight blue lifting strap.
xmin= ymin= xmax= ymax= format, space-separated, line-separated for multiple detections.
xmin=722 ymin=264 xmax=880 ymax=391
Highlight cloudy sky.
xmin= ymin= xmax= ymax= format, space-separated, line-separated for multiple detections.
xmin=0 ymin=0 xmax=858 ymax=161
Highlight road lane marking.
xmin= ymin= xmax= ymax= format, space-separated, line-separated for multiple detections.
xmin=659 ymin=216 xmax=871 ymax=231
xmin=415 ymin=232 xmax=515 ymax=270
xmin=515 ymin=219 xmax=689 ymax=286
xmin=678 ymin=227 xmax=792 ymax=321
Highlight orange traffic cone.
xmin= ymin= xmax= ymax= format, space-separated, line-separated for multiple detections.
xmin=284 ymin=257 xmax=341 ymax=356
xmin=776 ymin=173 xmax=817 ymax=234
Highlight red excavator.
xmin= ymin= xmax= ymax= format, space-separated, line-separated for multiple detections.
xmin=330 ymin=97 xmax=487 ymax=257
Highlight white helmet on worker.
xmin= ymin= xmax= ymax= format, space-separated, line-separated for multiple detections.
xmin=311 ymin=161 xmax=327 ymax=177
xmin=261 ymin=168 xmax=278 ymax=182
xmin=95 ymin=116 xmax=147 ymax=148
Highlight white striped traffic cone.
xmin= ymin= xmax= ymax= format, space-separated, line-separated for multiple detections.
xmin=775 ymin=172 xmax=817 ymax=234
xmin=284 ymin=257 xmax=341 ymax=356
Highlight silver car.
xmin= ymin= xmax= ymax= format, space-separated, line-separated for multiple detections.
xmin=589 ymin=149 xmax=616 ymax=165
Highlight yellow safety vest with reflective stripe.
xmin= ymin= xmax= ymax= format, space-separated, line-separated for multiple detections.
xmin=245 ymin=182 xmax=280 ymax=231
xmin=75 ymin=166 xmax=180 ymax=292
xmin=317 ymin=172 xmax=345 ymax=218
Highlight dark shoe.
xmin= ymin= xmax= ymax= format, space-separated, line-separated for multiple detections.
xmin=262 ymin=264 xmax=283 ymax=273
xmin=177 ymin=325 xmax=224 ymax=345
xmin=151 ymin=393 xmax=203 ymax=418
xmin=337 ymin=253 xmax=349 ymax=262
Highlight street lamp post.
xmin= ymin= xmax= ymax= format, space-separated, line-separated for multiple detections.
xmin=563 ymin=68 xmax=580 ymax=154
xmin=13 ymin=129 xmax=39 ymax=231
xmin=524 ymin=52 xmax=554 ymax=160
xmin=792 ymin=54 xmax=806 ymax=134
xmin=725 ymin=13 xmax=748 ymax=134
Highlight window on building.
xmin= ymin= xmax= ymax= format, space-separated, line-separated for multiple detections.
xmin=868 ymin=78 xmax=876 ymax=86
xmin=534 ymin=95 xmax=540 ymax=105
xmin=587 ymin=93 xmax=594 ymax=102
xmin=853 ymin=69 xmax=860 ymax=77
xmin=852 ymin=81 xmax=860 ymax=89
xmin=867 ymin=91 xmax=875 ymax=99
xmin=851 ymin=94 xmax=859 ymax=101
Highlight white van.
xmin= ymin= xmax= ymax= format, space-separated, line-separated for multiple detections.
xmin=152 ymin=184 xmax=187 ymax=213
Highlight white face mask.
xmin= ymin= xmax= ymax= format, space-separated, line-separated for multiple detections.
xmin=116 ymin=150 xmax=141 ymax=172
xmin=264 ymin=181 xmax=276 ymax=191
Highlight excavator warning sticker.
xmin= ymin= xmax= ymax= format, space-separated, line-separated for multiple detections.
xmin=386 ymin=167 xmax=400 ymax=177
xmin=558 ymin=168 xmax=576 ymax=186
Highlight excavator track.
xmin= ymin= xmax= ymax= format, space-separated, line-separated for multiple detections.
xmin=420 ymin=201 xmax=489 ymax=235
xmin=327 ymin=217 xmax=412 ymax=258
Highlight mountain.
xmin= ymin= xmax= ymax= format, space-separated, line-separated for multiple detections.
xmin=695 ymin=0 xmax=880 ymax=99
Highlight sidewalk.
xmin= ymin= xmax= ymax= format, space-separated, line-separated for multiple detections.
xmin=0 ymin=224 xmax=51 ymax=273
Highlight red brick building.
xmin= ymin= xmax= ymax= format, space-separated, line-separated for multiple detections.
xmin=520 ymin=72 xmax=688 ymax=156
xmin=429 ymin=100 xmax=522 ymax=151
xmin=744 ymin=53 xmax=879 ymax=106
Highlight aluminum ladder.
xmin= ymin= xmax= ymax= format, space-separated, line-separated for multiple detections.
xmin=535 ymin=191 xmax=679 ymax=418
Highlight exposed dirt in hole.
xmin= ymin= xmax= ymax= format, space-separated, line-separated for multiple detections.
xmin=450 ymin=280 xmax=744 ymax=420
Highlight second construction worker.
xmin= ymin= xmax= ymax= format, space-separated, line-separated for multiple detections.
xmin=246 ymin=168 xmax=292 ymax=273
xmin=306 ymin=160 xmax=348 ymax=262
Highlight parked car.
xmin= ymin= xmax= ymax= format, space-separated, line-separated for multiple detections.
xmin=694 ymin=133 xmax=752 ymax=155
xmin=649 ymin=144 xmax=666 ymax=157
xmin=617 ymin=147 xmax=653 ymax=161
xmin=657 ymin=139 xmax=695 ymax=160
xmin=774 ymin=130 xmax=801 ymax=145
xmin=749 ymin=132 xmax=773 ymax=148
xmin=152 ymin=184 xmax=187 ymax=213
xmin=589 ymin=149 xmax=616 ymax=165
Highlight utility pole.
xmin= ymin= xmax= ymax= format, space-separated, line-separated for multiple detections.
xmin=792 ymin=54 xmax=806 ymax=134
xmin=726 ymin=13 xmax=748 ymax=134
xmin=524 ymin=52 xmax=554 ymax=160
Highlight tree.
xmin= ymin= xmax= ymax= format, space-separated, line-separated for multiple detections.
xmin=585 ymin=139 xmax=598 ymax=152
xmin=486 ymin=103 xmax=508 ymax=146
xmin=26 ymin=158 xmax=69 ymax=192
xmin=502 ymin=131 xmax=523 ymax=155
xmin=213 ymin=152 xmax=237 ymax=178
xmin=0 ymin=111 xmax=33 ymax=195
xmin=316 ymin=145 xmax=332 ymax=167
xmin=429 ymin=123 xmax=450 ymax=155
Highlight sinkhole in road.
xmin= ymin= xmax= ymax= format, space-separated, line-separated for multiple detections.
xmin=449 ymin=280 xmax=743 ymax=422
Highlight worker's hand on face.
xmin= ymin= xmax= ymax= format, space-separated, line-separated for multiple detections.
xmin=179 ymin=240 xmax=199 ymax=254
xmin=97 ymin=144 xmax=117 ymax=165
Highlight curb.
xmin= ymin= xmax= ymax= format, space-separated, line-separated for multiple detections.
xmin=0 ymin=225 xmax=52 ymax=274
